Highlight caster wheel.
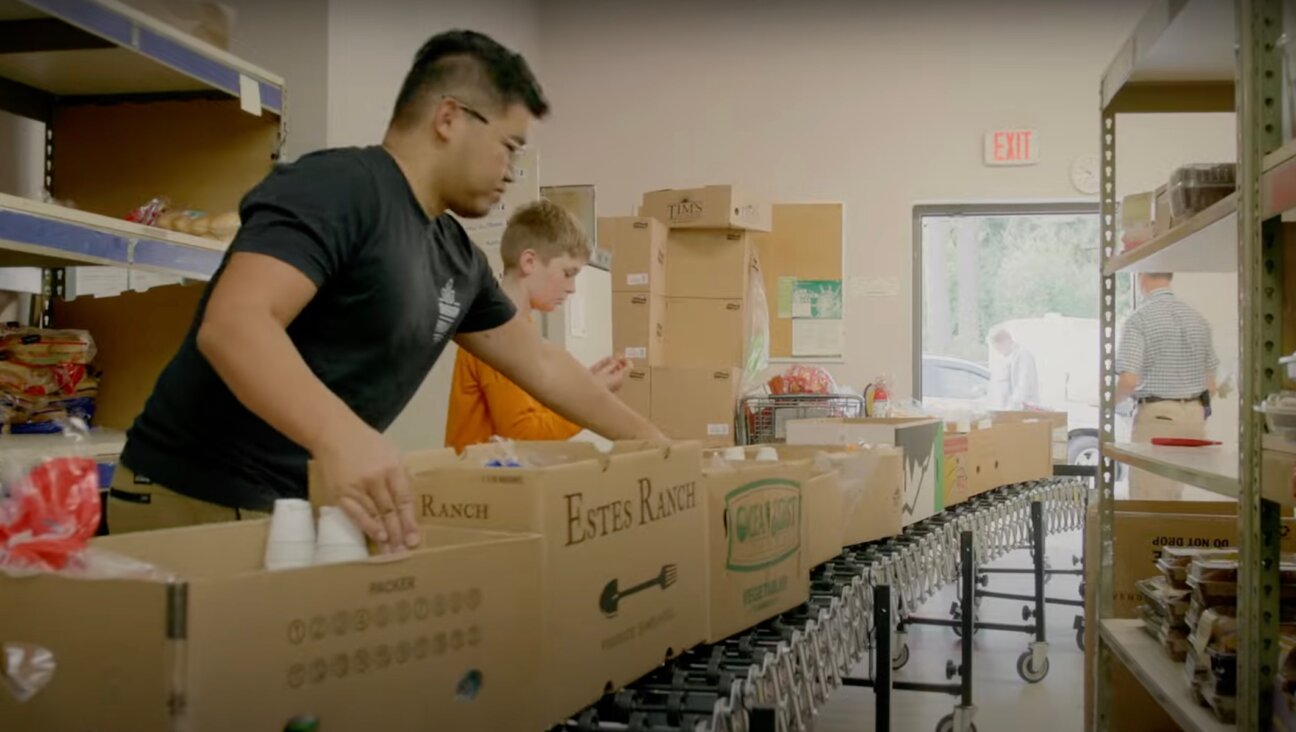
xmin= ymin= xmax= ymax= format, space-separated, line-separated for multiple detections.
xmin=1076 ymin=627 xmax=1085 ymax=652
xmin=892 ymin=642 xmax=910 ymax=670
xmin=936 ymin=714 xmax=977 ymax=732
xmin=1017 ymin=651 xmax=1049 ymax=683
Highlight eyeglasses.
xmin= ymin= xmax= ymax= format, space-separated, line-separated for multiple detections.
xmin=444 ymin=95 xmax=527 ymax=164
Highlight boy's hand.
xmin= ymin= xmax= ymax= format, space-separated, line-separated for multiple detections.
xmin=590 ymin=356 xmax=632 ymax=393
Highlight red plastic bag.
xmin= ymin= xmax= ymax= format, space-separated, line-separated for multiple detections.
xmin=0 ymin=456 xmax=100 ymax=572
xmin=768 ymin=365 xmax=837 ymax=395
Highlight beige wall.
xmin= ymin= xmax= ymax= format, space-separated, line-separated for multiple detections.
xmin=325 ymin=0 xmax=543 ymax=451
xmin=536 ymin=0 xmax=1152 ymax=397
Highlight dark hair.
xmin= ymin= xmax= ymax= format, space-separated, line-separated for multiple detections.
xmin=390 ymin=30 xmax=549 ymax=127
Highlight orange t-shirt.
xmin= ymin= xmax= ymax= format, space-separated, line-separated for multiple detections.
xmin=444 ymin=345 xmax=582 ymax=453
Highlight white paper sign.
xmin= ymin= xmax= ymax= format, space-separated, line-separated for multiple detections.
xmin=792 ymin=319 xmax=844 ymax=357
xmin=625 ymin=347 xmax=647 ymax=360
xmin=708 ymin=424 xmax=731 ymax=436
xmin=627 ymin=273 xmax=649 ymax=286
xmin=238 ymin=74 xmax=262 ymax=117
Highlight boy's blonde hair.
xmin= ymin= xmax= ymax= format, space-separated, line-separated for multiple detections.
xmin=500 ymin=200 xmax=592 ymax=270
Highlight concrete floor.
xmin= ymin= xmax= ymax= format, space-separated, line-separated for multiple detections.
xmin=813 ymin=529 xmax=1086 ymax=732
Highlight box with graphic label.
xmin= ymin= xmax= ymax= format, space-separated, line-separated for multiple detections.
xmin=600 ymin=216 xmax=667 ymax=295
xmin=785 ymin=418 xmax=944 ymax=526
xmin=701 ymin=459 xmax=810 ymax=642
xmin=613 ymin=292 xmax=666 ymax=366
xmin=1 ymin=522 xmax=544 ymax=732
xmin=640 ymin=185 xmax=772 ymax=231
xmin=393 ymin=441 xmax=709 ymax=726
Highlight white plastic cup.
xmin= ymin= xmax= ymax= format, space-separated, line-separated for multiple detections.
xmin=723 ymin=446 xmax=747 ymax=462
xmin=314 ymin=506 xmax=369 ymax=565
xmin=265 ymin=499 xmax=317 ymax=571
xmin=754 ymin=447 xmax=779 ymax=462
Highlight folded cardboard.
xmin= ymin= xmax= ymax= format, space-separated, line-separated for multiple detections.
xmin=640 ymin=185 xmax=772 ymax=232
xmin=618 ymin=367 xmax=652 ymax=419
xmin=991 ymin=410 xmax=1069 ymax=464
xmin=651 ymin=367 xmax=738 ymax=446
xmin=942 ymin=424 xmax=996 ymax=506
xmin=1 ymin=522 xmax=544 ymax=732
xmin=665 ymin=229 xmax=754 ymax=300
xmin=701 ymin=459 xmax=810 ymax=642
xmin=664 ymin=297 xmax=745 ymax=368
xmin=986 ymin=418 xmax=1053 ymax=487
xmin=613 ymin=292 xmax=666 ymax=367
xmin=785 ymin=418 xmax=944 ymax=526
xmin=600 ymin=216 xmax=667 ymax=295
xmin=390 ymin=441 xmax=710 ymax=726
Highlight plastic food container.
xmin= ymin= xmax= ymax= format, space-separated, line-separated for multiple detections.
xmin=1260 ymin=393 xmax=1296 ymax=440
xmin=1168 ymin=163 xmax=1236 ymax=224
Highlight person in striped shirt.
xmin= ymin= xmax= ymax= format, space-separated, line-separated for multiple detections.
xmin=445 ymin=200 xmax=631 ymax=452
xmin=1115 ymin=272 xmax=1219 ymax=499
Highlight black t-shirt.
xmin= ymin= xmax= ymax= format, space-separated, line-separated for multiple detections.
xmin=120 ymin=146 xmax=516 ymax=511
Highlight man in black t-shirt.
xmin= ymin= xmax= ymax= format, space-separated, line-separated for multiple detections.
xmin=109 ymin=30 xmax=665 ymax=553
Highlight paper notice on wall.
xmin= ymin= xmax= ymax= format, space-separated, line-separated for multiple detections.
xmin=568 ymin=289 xmax=587 ymax=338
xmin=851 ymin=276 xmax=900 ymax=298
xmin=238 ymin=74 xmax=262 ymax=117
xmin=792 ymin=280 xmax=843 ymax=319
xmin=792 ymin=319 xmax=844 ymax=357
xmin=777 ymin=277 xmax=796 ymax=318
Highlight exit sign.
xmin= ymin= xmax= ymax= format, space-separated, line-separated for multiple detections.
xmin=984 ymin=129 xmax=1038 ymax=166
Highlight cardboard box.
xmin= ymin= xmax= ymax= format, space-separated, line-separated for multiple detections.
xmin=942 ymin=424 xmax=998 ymax=506
xmin=618 ymin=366 xmax=651 ymax=419
xmin=665 ymin=229 xmax=754 ymax=300
xmin=770 ymin=444 xmax=904 ymax=550
xmin=640 ymin=185 xmax=772 ymax=232
xmin=613 ymin=292 xmax=666 ymax=366
xmin=2 ymin=522 xmax=544 ymax=732
xmin=988 ymin=418 xmax=1053 ymax=487
xmin=651 ymin=367 xmax=738 ymax=446
xmin=701 ymin=459 xmax=811 ymax=642
xmin=600 ymin=216 xmax=667 ymax=295
xmin=785 ymin=418 xmax=945 ymax=526
xmin=395 ymin=442 xmax=709 ymax=726
xmin=664 ymin=297 xmax=745 ymax=368
xmin=991 ymin=410 xmax=1069 ymax=464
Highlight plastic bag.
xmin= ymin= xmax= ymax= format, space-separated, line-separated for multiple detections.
xmin=768 ymin=365 xmax=838 ymax=396
xmin=742 ymin=255 xmax=771 ymax=393
xmin=0 ymin=327 xmax=96 ymax=366
xmin=3 ymin=642 xmax=56 ymax=703
xmin=0 ymin=422 xmax=101 ymax=574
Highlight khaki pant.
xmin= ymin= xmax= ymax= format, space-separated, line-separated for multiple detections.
xmin=106 ymin=465 xmax=268 ymax=535
xmin=1130 ymin=400 xmax=1208 ymax=501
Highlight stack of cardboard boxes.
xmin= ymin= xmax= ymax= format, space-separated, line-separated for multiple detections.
xmin=601 ymin=185 xmax=772 ymax=446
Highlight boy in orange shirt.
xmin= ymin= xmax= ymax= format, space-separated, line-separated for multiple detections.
xmin=446 ymin=200 xmax=630 ymax=452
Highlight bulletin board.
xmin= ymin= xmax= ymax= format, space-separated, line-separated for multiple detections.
xmin=751 ymin=203 xmax=845 ymax=359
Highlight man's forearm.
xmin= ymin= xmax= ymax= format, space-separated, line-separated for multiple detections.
xmin=519 ymin=342 xmax=663 ymax=440
xmin=1114 ymin=373 xmax=1141 ymax=404
xmin=197 ymin=310 xmax=363 ymax=454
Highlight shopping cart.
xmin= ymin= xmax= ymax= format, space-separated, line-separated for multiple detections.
xmin=736 ymin=393 xmax=866 ymax=446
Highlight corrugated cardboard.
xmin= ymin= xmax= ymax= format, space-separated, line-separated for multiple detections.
xmin=618 ymin=367 xmax=651 ymax=419
xmin=2 ymin=522 xmax=544 ymax=732
xmin=651 ymin=367 xmax=738 ymax=446
xmin=992 ymin=410 xmax=1069 ymax=464
xmin=664 ymin=297 xmax=745 ymax=368
xmin=665 ymin=229 xmax=754 ymax=300
xmin=640 ymin=185 xmax=772 ymax=231
xmin=701 ymin=459 xmax=810 ymax=642
xmin=785 ymin=418 xmax=944 ymax=526
xmin=600 ymin=216 xmax=667 ymax=295
xmin=613 ymin=292 xmax=666 ymax=366
xmin=988 ymin=419 xmax=1053 ymax=486
xmin=942 ymin=425 xmax=996 ymax=506
xmin=397 ymin=442 xmax=709 ymax=726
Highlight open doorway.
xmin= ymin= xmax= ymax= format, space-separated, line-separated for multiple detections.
xmin=912 ymin=203 xmax=1134 ymax=467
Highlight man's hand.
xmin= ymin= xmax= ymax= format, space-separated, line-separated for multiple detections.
xmin=312 ymin=421 xmax=420 ymax=554
xmin=590 ymin=356 xmax=632 ymax=393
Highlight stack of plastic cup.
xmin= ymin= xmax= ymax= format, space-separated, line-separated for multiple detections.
xmin=754 ymin=446 xmax=780 ymax=462
xmin=314 ymin=506 xmax=370 ymax=565
xmin=723 ymin=446 xmax=747 ymax=461
xmin=264 ymin=499 xmax=316 ymax=571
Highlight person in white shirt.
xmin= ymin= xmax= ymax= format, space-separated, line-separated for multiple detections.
xmin=988 ymin=326 xmax=1040 ymax=410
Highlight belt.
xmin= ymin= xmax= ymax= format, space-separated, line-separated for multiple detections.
xmin=1136 ymin=392 xmax=1208 ymax=405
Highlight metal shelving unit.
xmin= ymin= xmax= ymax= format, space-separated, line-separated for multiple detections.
xmin=1096 ymin=0 xmax=1284 ymax=730
xmin=0 ymin=0 xmax=285 ymax=437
